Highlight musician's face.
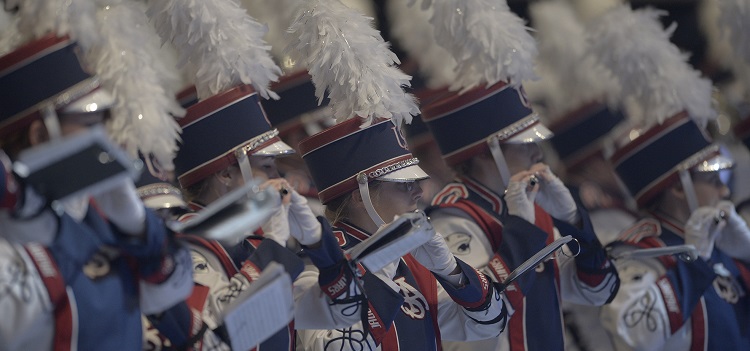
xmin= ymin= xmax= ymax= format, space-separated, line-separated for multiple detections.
xmin=691 ymin=171 xmax=730 ymax=207
xmin=372 ymin=180 xmax=423 ymax=221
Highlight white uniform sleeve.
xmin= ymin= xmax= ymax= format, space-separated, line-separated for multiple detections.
xmin=293 ymin=264 xmax=364 ymax=330
xmin=0 ymin=241 xmax=55 ymax=350
xmin=600 ymin=245 xmax=714 ymax=351
xmin=295 ymin=266 xmax=402 ymax=351
xmin=139 ymin=246 xmax=195 ymax=315
xmin=435 ymin=275 xmax=506 ymax=342
xmin=556 ymin=227 xmax=620 ymax=306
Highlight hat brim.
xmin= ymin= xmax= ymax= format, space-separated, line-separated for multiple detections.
xmin=377 ymin=164 xmax=430 ymax=182
xmin=61 ymin=89 xmax=114 ymax=114
xmin=694 ymin=154 xmax=734 ymax=172
xmin=253 ymin=140 xmax=296 ymax=157
xmin=142 ymin=193 xmax=187 ymax=210
xmin=504 ymin=123 xmax=554 ymax=144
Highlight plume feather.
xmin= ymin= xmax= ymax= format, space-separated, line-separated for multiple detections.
xmin=86 ymin=1 xmax=184 ymax=171
xmin=427 ymin=0 xmax=538 ymax=92
xmin=529 ymin=1 xmax=619 ymax=116
xmin=717 ymin=0 xmax=750 ymax=66
xmin=386 ymin=0 xmax=456 ymax=88
xmin=587 ymin=5 xmax=715 ymax=128
xmin=286 ymin=0 xmax=419 ymax=128
xmin=147 ymin=0 xmax=281 ymax=100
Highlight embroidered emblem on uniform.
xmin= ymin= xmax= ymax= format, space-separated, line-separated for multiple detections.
xmin=535 ymin=262 xmax=545 ymax=273
xmin=83 ymin=245 xmax=119 ymax=279
xmin=394 ymin=276 xmax=429 ymax=320
xmin=334 ymin=230 xmax=347 ymax=246
xmin=712 ymin=263 xmax=745 ymax=304
xmin=445 ymin=233 xmax=472 ymax=255
xmin=142 ymin=315 xmax=172 ymax=351
xmin=391 ymin=125 xmax=409 ymax=151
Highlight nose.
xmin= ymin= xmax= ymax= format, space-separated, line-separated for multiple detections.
xmin=413 ymin=181 xmax=424 ymax=201
xmin=719 ymin=184 xmax=731 ymax=200
xmin=528 ymin=143 xmax=543 ymax=164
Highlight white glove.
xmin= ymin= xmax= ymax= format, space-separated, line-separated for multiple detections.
xmin=288 ymin=190 xmax=322 ymax=246
xmin=260 ymin=200 xmax=291 ymax=247
xmin=505 ymin=171 xmax=537 ymax=223
xmin=715 ymin=201 xmax=750 ymax=261
xmin=410 ymin=231 xmax=458 ymax=278
xmin=531 ymin=164 xmax=579 ymax=225
xmin=92 ymin=177 xmax=146 ymax=236
xmin=685 ymin=207 xmax=725 ymax=259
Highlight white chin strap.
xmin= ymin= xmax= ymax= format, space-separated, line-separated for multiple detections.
xmin=41 ymin=104 xmax=62 ymax=140
xmin=488 ymin=137 xmax=512 ymax=190
xmin=235 ymin=148 xmax=255 ymax=184
xmin=678 ymin=169 xmax=699 ymax=213
xmin=357 ymin=173 xmax=386 ymax=227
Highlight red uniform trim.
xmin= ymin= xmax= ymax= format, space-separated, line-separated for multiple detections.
xmin=24 ymin=243 xmax=74 ymax=351
xmin=403 ymin=254 xmax=443 ymax=351
xmin=689 ymin=298 xmax=707 ymax=351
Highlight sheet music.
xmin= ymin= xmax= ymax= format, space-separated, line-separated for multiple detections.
xmin=222 ymin=263 xmax=294 ymax=350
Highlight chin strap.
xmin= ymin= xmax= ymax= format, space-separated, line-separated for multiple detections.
xmin=357 ymin=173 xmax=386 ymax=227
xmin=487 ymin=137 xmax=512 ymax=190
xmin=235 ymin=148 xmax=255 ymax=184
xmin=41 ymin=104 xmax=62 ymax=140
xmin=678 ymin=169 xmax=699 ymax=213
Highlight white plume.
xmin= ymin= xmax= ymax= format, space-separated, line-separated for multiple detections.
xmin=717 ymin=0 xmax=750 ymax=66
xmin=530 ymin=0 xmax=619 ymax=117
xmin=386 ymin=0 xmax=456 ymax=88
xmin=86 ymin=1 xmax=184 ymax=171
xmin=587 ymin=5 xmax=715 ymax=128
xmin=240 ymin=0 xmax=302 ymax=70
xmin=426 ymin=0 xmax=538 ymax=92
xmin=147 ymin=0 xmax=281 ymax=100
xmin=0 ymin=8 xmax=22 ymax=56
xmin=286 ymin=0 xmax=419 ymax=128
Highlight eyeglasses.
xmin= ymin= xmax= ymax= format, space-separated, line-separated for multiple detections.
xmin=393 ymin=181 xmax=417 ymax=193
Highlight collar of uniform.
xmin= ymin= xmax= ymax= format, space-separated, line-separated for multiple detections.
xmin=648 ymin=210 xmax=685 ymax=238
xmin=459 ymin=176 xmax=503 ymax=214
xmin=335 ymin=220 xmax=371 ymax=242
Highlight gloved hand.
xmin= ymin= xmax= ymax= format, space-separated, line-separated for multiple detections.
xmin=531 ymin=163 xmax=579 ymax=225
xmin=715 ymin=200 xmax=750 ymax=261
xmin=505 ymin=171 xmax=537 ymax=223
xmin=410 ymin=230 xmax=458 ymax=278
xmin=288 ymin=189 xmax=322 ymax=246
xmin=92 ymin=177 xmax=146 ymax=236
xmin=685 ymin=206 xmax=725 ymax=259
xmin=259 ymin=179 xmax=291 ymax=247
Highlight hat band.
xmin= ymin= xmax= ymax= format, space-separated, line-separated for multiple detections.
xmin=441 ymin=112 xmax=538 ymax=165
xmin=0 ymin=77 xmax=101 ymax=136
xmin=178 ymin=133 xmax=283 ymax=188
xmin=632 ymin=145 xmax=720 ymax=206
xmin=316 ymin=154 xmax=416 ymax=204
xmin=235 ymin=129 xmax=280 ymax=155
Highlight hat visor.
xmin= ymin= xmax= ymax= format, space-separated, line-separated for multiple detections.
xmin=143 ymin=193 xmax=187 ymax=211
xmin=376 ymin=164 xmax=430 ymax=182
xmin=504 ymin=123 xmax=554 ymax=144
xmin=61 ymin=89 xmax=115 ymax=114
xmin=253 ymin=140 xmax=296 ymax=157
xmin=694 ymin=154 xmax=734 ymax=172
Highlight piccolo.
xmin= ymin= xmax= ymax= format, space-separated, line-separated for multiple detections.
xmin=714 ymin=210 xmax=727 ymax=224
xmin=528 ymin=174 xmax=539 ymax=188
